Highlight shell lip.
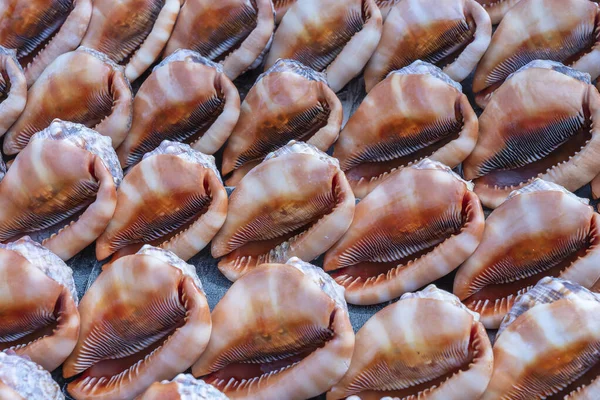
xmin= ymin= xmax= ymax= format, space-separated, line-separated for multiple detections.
xmin=257 ymin=58 xmax=328 ymax=84
xmin=387 ymin=60 xmax=462 ymax=92
xmin=154 ymin=49 xmax=224 ymax=74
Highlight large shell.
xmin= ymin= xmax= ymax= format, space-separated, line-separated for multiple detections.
xmin=482 ymin=277 xmax=600 ymax=399
xmin=212 ymin=141 xmax=355 ymax=282
xmin=472 ymin=0 xmax=600 ymax=108
xmin=80 ymin=0 xmax=181 ymax=81
xmin=3 ymin=47 xmax=133 ymax=155
xmin=191 ymin=258 xmax=354 ymax=400
xmin=0 ymin=237 xmax=79 ymax=371
xmin=364 ymin=0 xmax=491 ymax=92
xmin=164 ymin=0 xmax=275 ymax=80
xmin=265 ymin=0 xmax=383 ymax=92
xmin=63 ymin=246 xmax=212 ymax=400
xmin=222 ymin=59 xmax=343 ymax=186
xmin=475 ymin=0 xmax=522 ymax=23
xmin=463 ymin=61 xmax=600 ymax=209
xmin=334 ymin=61 xmax=478 ymax=199
xmin=117 ymin=50 xmax=240 ymax=167
xmin=0 ymin=46 xmax=26 ymax=136
xmin=0 ymin=0 xmax=92 ymax=86
xmin=0 ymin=120 xmax=122 ymax=260
xmin=327 ymin=285 xmax=493 ymax=400
xmin=97 ymin=141 xmax=228 ymax=261
xmin=136 ymin=374 xmax=229 ymax=400
xmin=0 ymin=352 xmax=64 ymax=400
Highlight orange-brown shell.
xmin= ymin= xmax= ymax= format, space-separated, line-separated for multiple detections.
xmin=0 ymin=46 xmax=26 ymax=137
xmin=136 ymin=374 xmax=229 ymax=400
xmin=475 ymin=0 xmax=522 ymax=23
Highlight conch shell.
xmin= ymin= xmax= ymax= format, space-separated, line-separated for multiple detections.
xmin=164 ymin=0 xmax=275 ymax=80
xmin=3 ymin=47 xmax=133 ymax=155
xmin=137 ymin=374 xmax=229 ymax=400
xmin=0 ymin=0 xmax=92 ymax=86
xmin=0 ymin=352 xmax=64 ymax=400
xmin=117 ymin=50 xmax=240 ymax=167
xmin=324 ymin=159 xmax=485 ymax=305
xmin=464 ymin=60 xmax=600 ymax=209
xmin=192 ymin=258 xmax=354 ymax=400
xmin=222 ymin=59 xmax=342 ymax=186
xmin=0 ymin=237 xmax=79 ymax=372
xmin=473 ymin=0 xmax=600 ymax=108
xmin=97 ymin=141 xmax=228 ymax=261
xmin=212 ymin=141 xmax=355 ymax=282
xmin=364 ymin=0 xmax=491 ymax=92
xmin=265 ymin=0 xmax=383 ymax=92
xmin=63 ymin=246 xmax=212 ymax=400
xmin=0 ymin=46 xmax=26 ymax=136
xmin=80 ymin=0 xmax=181 ymax=81
xmin=328 ymin=285 xmax=493 ymax=400
xmin=482 ymin=277 xmax=600 ymax=399
xmin=0 ymin=120 xmax=122 ymax=261
xmin=334 ymin=61 xmax=478 ymax=199
xmin=475 ymin=0 xmax=522 ymax=23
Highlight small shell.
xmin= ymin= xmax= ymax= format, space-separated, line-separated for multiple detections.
xmin=222 ymin=59 xmax=343 ymax=186
xmin=164 ymin=0 xmax=275 ymax=80
xmin=266 ymin=0 xmax=383 ymax=92
xmin=63 ymin=246 xmax=212 ymax=400
xmin=0 ymin=352 xmax=64 ymax=400
xmin=475 ymin=0 xmax=522 ymax=23
xmin=191 ymin=259 xmax=355 ymax=400
xmin=136 ymin=374 xmax=229 ymax=400
xmin=0 ymin=46 xmax=26 ymax=136
xmin=212 ymin=141 xmax=355 ymax=282
xmin=3 ymin=47 xmax=133 ymax=155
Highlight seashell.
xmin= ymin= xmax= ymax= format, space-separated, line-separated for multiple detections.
xmin=334 ymin=61 xmax=478 ymax=199
xmin=327 ymin=285 xmax=493 ymax=400
xmin=191 ymin=258 xmax=354 ymax=400
xmin=463 ymin=61 xmax=600 ymax=209
xmin=475 ymin=0 xmax=522 ymax=23
xmin=0 ymin=46 xmax=26 ymax=136
xmin=3 ymin=47 xmax=133 ymax=155
xmin=364 ymin=0 xmax=491 ymax=92
xmin=454 ymin=179 xmax=600 ymax=329
xmin=221 ymin=59 xmax=343 ymax=186
xmin=376 ymin=0 xmax=402 ymax=19
xmin=212 ymin=141 xmax=355 ymax=282
xmin=0 ymin=0 xmax=92 ymax=87
xmin=136 ymin=374 xmax=229 ymax=400
xmin=80 ymin=0 xmax=181 ymax=81
xmin=63 ymin=245 xmax=212 ymax=400
xmin=117 ymin=50 xmax=240 ymax=167
xmin=0 ymin=352 xmax=64 ymax=400
xmin=265 ymin=0 xmax=383 ymax=92
xmin=324 ymin=159 xmax=485 ymax=305
xmin=472 ymin=0 xmax=600 ymax=108
xmin=0 ymin=120 xmax=122 ymax=261
xmin=0 ymin=237 xmax=79 ymax=371
xmin=482 ymin=277 xmax=600 ymax=399
xmin=97 ymin=141 xmax=228 ymax=261
xmin=164 ymin=0 xmax=275 ymax=80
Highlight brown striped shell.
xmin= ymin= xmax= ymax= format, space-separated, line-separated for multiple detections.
xmin=473 ymin=0 xmax=600 ymax=108
xmin=327 ymin=285 xmax=493 ymax=400
xmin=364 ymin=0 xmax=491 ymax=92
xmin=80 ymin=0 xmax=181 ymax=81
xmin=0 ymin=46 xmax=26 ymax=136
xmin=0 ymin=352 xmax=64 ymax=400
xmin=463 ymin=61 xmax=600 ymax=209
xmin=164 ymin=0 xmax=275 ymax=80
xmin=265 ymin=0 xmax=383 ymax=92
xmin=136 ymin=374 xmax=229 ymax=400
xmin=191 ymin=258 xmax=354 ymax=400
xmin=333 ymin=61 xmax=478 ymax=199
xmin=273 ymin=0 xmax=295 ymax=23
xmin=475 ymin=0 xmax=522 ymax=23
xmin=0 ymin=120 xmax=122 ymax=260
xmin=63 ymin=246 xmax=212 ymax=400
xmin=3 ymin=47 xmax=133 ymax=155
xmin=212 ymin=141 xmax=355 ymax=282
xmin=222 ymin=59 xmax=342 ymax=186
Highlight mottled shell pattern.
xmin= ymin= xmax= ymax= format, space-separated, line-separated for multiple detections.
xmin=222 ymin=59 xmax=343 ymax=186
xmin=328 ymin=285 xmax=493 ymax=400
xmin=334 ymin=61 xmax=478 ymax=199
xmin=63 ymin=245 xmax=211 ymax=400
xmin=136 ymin=374 xmax=230 ymax=400
xmin=97 ymin=140 xmax=228 ymax=261
xmin=266 ymin=0 xmax=383 ymax=92
xmin=464 ymin=60 xmax=600 ymax=209
xmin=80 ymin=0 xmax=182 ymax=81
xmin=3 ymin=47 xmax=133 ymax=155
xmin=164 ymin=0 xmax=275 ymax=80
xmin=473 ymin=0 xmax=600 ymax=107
xmin=0 ymin=46 xmax=26 ymax=136
xmin=0 ymin=120 xmax=122 ymax=260
xmin=475 ymin=0 xmax=522 ymax=23
xmin=0 ymin=352 xmax=64 ymax=400
xmin=212 ymin=141 xmax=355 ymax=282
xmin=364 ymin=0 xmax=492 ymax=92
xmin=192 ymin=258 xmax=354 ymax=400
xmin=482 ymin=277 xmax=600 ymax=399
